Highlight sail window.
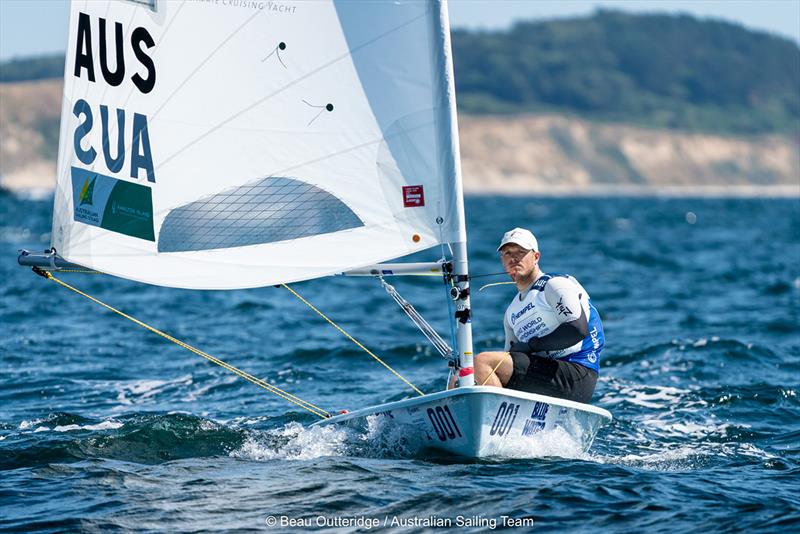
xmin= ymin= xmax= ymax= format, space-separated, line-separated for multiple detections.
xmin=158 ymin=177 xmax=363 ymax=252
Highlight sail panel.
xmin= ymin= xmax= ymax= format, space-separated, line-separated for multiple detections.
xmin=158 ymin=177 xmax=363 ymax=253
xmin=51 ymin=0 xmax=464 ymax=289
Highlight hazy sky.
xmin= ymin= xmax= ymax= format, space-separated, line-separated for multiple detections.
xmin=1 ymin=0 xmax=798 ymax=61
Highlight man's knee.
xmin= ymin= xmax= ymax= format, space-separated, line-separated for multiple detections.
xmin=475 ymin=351 xmax=500 ymax=366
xmin=474 ymin=351 xmax=512 ymax=386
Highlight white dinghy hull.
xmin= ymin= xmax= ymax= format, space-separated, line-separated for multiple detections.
xmin=314 ymin=386 xmax=612 ymax=459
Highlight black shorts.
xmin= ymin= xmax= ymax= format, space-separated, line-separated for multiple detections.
xmin=506 ymin=352 xmax=598 ymax=404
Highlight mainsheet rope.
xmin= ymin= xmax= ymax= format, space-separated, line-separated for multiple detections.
xmin=32 ymin=268 xmax=331 ymax=420
xmin=281 ymin=284 xmax=425 ymax=397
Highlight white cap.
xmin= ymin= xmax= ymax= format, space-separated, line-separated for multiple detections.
xmin=497 ymin=227 xmax=539 ymax=252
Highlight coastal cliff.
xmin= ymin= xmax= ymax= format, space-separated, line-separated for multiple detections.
xmin=1 ymin=79 xmax=798 ymax=196
xmin=458 ymin=115 xmax=799 ymax=195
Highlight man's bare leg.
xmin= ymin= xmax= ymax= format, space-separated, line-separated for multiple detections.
xmin=448 ymin=351 xmax=513 ymax=388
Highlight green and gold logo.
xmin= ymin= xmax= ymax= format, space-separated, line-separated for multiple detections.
xmin=79 ymin=176 xmax=96 ymax=206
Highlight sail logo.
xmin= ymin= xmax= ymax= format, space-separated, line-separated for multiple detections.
xmin=403 ymin=185 xmax=425 ymax=207
xmin=71 ymin=167 xmax=154 ymax=242
xmin=79 ymin=176 xmax=96 ymax=206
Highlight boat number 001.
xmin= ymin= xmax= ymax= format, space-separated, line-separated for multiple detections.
xmin=490 ymin=402 xmax=520 ymax=436
xmin=426 ymin=405 xmax=462 ymax=442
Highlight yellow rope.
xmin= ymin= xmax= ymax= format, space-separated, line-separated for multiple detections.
xmin=37 ymin=269 xmax=330 ymax=419
xmin=481 ymin=353 xmax=510 ymax=386
xmin=282 ymin=283 xmax=425 ymax=396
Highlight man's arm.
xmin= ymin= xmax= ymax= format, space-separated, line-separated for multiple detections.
xmin=516 ymin=308 xmax=588 ymax=352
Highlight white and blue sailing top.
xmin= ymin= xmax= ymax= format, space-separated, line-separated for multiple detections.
xmin=503 ymin=273 xmax=604 ymax=372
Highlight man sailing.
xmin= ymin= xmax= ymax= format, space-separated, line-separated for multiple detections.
xmin=462 ymin=228 xmax=604 ymax=403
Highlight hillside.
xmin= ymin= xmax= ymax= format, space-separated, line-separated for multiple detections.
xmin=458 ymin=114 xmax=798 ymax=195
xmin=3 ymin=11 xmax=799 ymax=135
xmin=0 ymin=79 xmax=61 ymax=191
xmin=452 ymin=10 xmax=800 ymax=134
xmin=1 ymin=11 xmax=799 ymax=195
xmin=1 ymin=79 xmax=797 ymax=196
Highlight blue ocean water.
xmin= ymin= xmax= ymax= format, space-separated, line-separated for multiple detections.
xmin=1 ymin=192 xmax=798 ymax=532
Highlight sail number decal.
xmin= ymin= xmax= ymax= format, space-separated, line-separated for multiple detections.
xmin=490 ymin=402 xmax=520 ymax=437
xmin=71 ymin=13 xmax=158 ymax=183
xmin=426 ymin=405 xmax=462 ymax=442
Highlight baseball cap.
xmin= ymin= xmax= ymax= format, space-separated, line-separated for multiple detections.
xmin=497 ymin=227 xmax=539 ymax=252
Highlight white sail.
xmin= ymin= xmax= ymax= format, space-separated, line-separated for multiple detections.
xmin=51 ymin=0 xmax=465 ymax=289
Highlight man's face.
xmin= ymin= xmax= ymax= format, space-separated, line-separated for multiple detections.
xmin=500 ymin=243 xmax=540 ymax=281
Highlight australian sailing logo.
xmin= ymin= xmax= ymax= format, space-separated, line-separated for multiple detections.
xmin=79 ymin=176 xmax=96 ymax=206
xmin=70 ymin=168 xmax=155 ymax=242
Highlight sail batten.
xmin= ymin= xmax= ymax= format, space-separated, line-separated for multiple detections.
xmin=52 ymin=0 xmax=463 ymax=289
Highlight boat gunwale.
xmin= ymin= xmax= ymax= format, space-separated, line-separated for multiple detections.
xmin=314 ymin=386 xmax=612 ymax=426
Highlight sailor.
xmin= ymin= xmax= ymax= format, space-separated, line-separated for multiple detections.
xmin=470 ymin=228 xmax=604 ymax=403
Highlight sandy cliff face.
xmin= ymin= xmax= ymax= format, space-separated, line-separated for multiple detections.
xmin=458 ymin=115 xmax=799 ymax=194
xmin=1 ymin=79 xmax=798 ymax=195
xmin=0 ymin=80 xmax=62 ymax=191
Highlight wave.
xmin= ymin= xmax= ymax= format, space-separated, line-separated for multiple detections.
xmin=589 ymin=377 xmax=798 ymax=472
xmin=1 ymin=412 xmax=247 ymax=470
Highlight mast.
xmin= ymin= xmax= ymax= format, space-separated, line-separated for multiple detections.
xmin=451 ymin=242 xmax=475 ymax=387
xmin=434 ymin=1 xmax=475 ymax=386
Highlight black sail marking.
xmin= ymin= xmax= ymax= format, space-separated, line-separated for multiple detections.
xmin=262 ymin=41 xmax=287 ymax=68
xmin=303 ymin=99 xmax=335 ymax=126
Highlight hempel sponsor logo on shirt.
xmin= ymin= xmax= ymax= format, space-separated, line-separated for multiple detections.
xmin=587 ymin=326 xmax=601 ymax=363
xmin=510 ymin=302 xmax=534 ymax=325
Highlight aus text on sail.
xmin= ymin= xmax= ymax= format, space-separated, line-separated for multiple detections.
xmin=72 ymin=12 xmax=157 ymax=182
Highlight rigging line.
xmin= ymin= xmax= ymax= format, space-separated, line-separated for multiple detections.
xmin=281 ymin=283 xmax=425 ymax=397
xmin=481 ymin=354 xmax=510 ymax=386
xmin=157 ymin=9 xmax=428 ymax=169
xmin=379 ymin=277 xmax=452 ymax=359
xmin=34 ymin=269 xmax=331 ymax=420
xmin=470 ymin=272 xmax=509 ymax=279
xmin=437 ymin=232 xmax=458 ymax=355
xmin=478 ymin=281 xmax=516 ymax=292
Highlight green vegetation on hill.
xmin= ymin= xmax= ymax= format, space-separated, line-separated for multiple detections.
xmin=0 ymin=54 xmax=64 ymax=83
xmin=1 ymin=11 xmax=798 ymax=134
xmin=452 ymin=10 xmax=800 ymax=133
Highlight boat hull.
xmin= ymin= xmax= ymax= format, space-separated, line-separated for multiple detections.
xmin=313 ymin=386 xmax=612 ymax=459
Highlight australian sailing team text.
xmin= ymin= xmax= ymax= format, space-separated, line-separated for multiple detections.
xmin=266 ymin=514 xmax=534 ymax=529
